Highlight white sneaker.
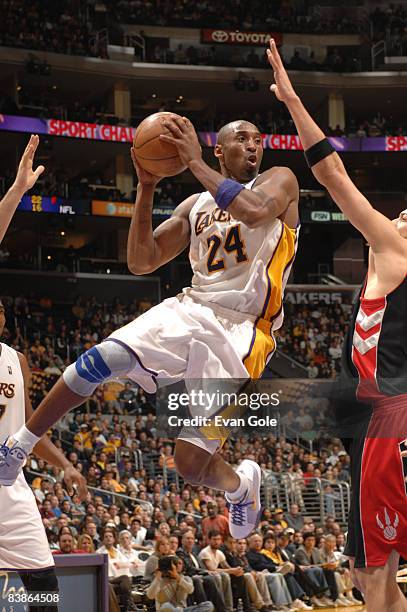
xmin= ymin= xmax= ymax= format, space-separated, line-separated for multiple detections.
xmin=321 ymin=598 xmax=337 ymax=608
xmin=347 ymin=594 xmax=363 ymax=605
xmin=311 ymin=598 xmax=329 ymax=609
xmin=0 ymin=437 xmax=27 ymax=485
xmin=225 ymin=459 xmax=262 ymax=538
xmin=336 ymin=595 xmax=351 ymax=607
xmin=293 ymin=600 xmax=313 ymax=610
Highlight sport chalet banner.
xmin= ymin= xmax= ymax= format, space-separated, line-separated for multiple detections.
xmin=1 ymin=114 xmax=407 ymax=151
xmin=201 ymin=29 xmax=283 ymax=46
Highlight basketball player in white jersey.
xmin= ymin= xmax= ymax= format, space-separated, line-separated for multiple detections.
xmin=1 ymin=118 xmax=299 ymax=540
xmin=0 ymin=300 xmax=86 ymax=611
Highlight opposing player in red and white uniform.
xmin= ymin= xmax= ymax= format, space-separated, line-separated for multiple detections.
xmin=267 ymin=38 xmax=407 ymax=612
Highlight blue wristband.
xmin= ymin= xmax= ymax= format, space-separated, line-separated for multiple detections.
xmin=215 ymin=179 xmax=245 ymax=211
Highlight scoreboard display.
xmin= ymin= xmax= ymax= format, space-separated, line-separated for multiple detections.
xmin=17 ymin=195 xmax=90 ymax=215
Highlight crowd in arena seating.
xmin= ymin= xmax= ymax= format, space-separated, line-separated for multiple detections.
xmin=278 ymin=301 xmax=352 ymax=379
xmin=108 ymin=0 xmax=365 ymax=34
xmin=0 ymin=0 xmax=107 ymax=58
xmin=371 ymin=3 xmax=407 ymax=54
xmin=0 ymin=0 xmax=384 ymax=75
xmin=2 ymin=294 xmax=352 ymax=381
xmin=0 ymin=296 xmax=361 ymax=609
xmin=4 ymin=81 xmax=407 ymax=141
xmin=2 ymin=294 xmax=155 ymax=368
xmin=25 ymin=397 xmax=360 ymax=611
xmin=142 ymin=42 xmax=363 ymax=73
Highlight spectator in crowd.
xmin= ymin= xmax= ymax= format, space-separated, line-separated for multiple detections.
xmin=260 ymin=534 xmax=310 ymax=609
xmin=177 ymin=530 xmax=226 ymax=609
xmin=84 ymin=520 xmax=101 ymax=549
xmin=119 ymin=382 xmax=138 ymax=413
xmin=294 ymin=534 xmax=337 ymax=607
xmin=320 ymin=535 xmax=363 ymax=606
xmin=285 ymin=504 xmax=305 ymax=532
xmin=53 ymin=528 xmax=86 ymax=554
xmin=271 ymin=509 xmax=288 ymax=530
xmin=144 ymin=537 xmax=172 ymax=581
xmin=97 ymin=527 xmax=136 ymax=611
xmin=146 ymin=555 xmax=214 ymax=612
xmin=223 ymin=535 xmax=275 ymax=611
xmin=245 ymin=534 xmax=295 ymax=609
xmin=201 ymin=502 xmax=229 ymax=543
xmin=129 ymin=517 xmax=150 ymax=549
xmin=198 ymin=530 xmax=239 ymax=612
xmin=276 ymin=532 xmax=329 ymax=608
xmin=77 ymin=533 xmax=95 ymax=553
xmin=118 ymin=529 xmax=143 ymax=577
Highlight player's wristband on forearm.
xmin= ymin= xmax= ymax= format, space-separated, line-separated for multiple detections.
xmin=304 ymin=138 xmax=335 ymax=168
xmin=215 ymin=178 xmax=245 ymax=210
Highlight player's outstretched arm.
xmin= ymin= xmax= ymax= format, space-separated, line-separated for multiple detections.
xmin=18 ymin=352 xmax=88 ymax=500
xmin=0 ymin=135 xmax=44 ymax=244
xmin=160 ymin=116 xmax=299 ymax=228
xmin=127 ymin=147 xmax=198 ymax=274
xmin=267 ymin=39 xmax=406 ymax=255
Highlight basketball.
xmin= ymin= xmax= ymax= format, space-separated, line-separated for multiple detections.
xmin=133 ymin=111 xmax=188 ymax=177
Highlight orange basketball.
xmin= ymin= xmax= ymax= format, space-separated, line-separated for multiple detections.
xmin=133 ymin=112 xmax=188 ymax=177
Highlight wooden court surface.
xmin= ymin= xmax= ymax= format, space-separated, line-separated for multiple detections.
xmin=321 ymin=607 xmax=366 ymax=612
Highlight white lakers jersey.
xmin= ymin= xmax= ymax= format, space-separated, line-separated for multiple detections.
xmin=0 ymin=343 xmax=55 ymax=571
xmin=0 ymin=343 xmax=25 ymax=437
xmin=185 ymin=178 xmax=299 ymax=330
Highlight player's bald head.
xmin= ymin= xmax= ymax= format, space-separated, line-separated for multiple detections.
xmin=217 ymin=120 xmax=260 ymax=145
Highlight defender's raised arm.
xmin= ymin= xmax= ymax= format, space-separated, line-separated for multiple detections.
xmin=0 ymin=135 xmax=44 ymax=244
xmin=266 ymin=39 xmax=407 ymax=256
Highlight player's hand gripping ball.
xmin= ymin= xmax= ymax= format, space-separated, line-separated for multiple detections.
xmin=133 ymin=112 xmax=188 ymax=177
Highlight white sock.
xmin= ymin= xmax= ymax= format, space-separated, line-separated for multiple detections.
xmin=13 ymin=425 xmax=41 ymax=454
xmin=226 ymin=472 xmax=250 ymax=503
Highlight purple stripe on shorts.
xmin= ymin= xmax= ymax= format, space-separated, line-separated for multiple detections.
xmin=104 ymin=337 xmax=159 ymax=377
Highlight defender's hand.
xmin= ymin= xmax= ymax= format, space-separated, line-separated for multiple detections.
xmin=160 ymin=116 xmax=202 ymax=166
xmin=13 ymin=135 xmax=45 ymax=194
xmin=130 ymin=147 xmax=161 ymax=187
xmin=267 ymin=39 xmax=298 ymax=105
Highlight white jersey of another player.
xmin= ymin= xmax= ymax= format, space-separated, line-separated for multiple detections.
xmin=185 ymin=177 xmax=299 ymax=330
xmin=0 ymin=343 xmax=25 ymax=434
xmin=0 ymin=342 xmax=54 ymax=570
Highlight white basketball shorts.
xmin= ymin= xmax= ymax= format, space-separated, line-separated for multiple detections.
xmin=108 ymin=294 xmax=276 ymax=453
xmin=0 ymin=472 xmax=55 ymax=570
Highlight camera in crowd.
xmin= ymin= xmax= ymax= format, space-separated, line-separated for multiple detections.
xmin=158 ymin=555 xmax=180 ymax=578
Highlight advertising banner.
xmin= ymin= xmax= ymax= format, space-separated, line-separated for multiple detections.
xmin=92 ymin=200 xmax=173 ymax=218
xmin=0 ymin=114 xmax=135 ymax=143
xmin=300 ymin=209 xmax=348 ymax=223
xmin=1 ymin=114 xmax=407 ymax=151
xmin=201 ymin=29 xmax=283 ymax=46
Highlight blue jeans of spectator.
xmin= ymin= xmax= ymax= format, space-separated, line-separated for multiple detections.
xmin=284 ymin=572 xmax=305 ymax=600
xmin=160 ymin=603 xmax=214 ymax=612
xmin=304 ymin=566 xmax=329 ymax=594
xmin=263 ymin=572 xmax=292 ymax=605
